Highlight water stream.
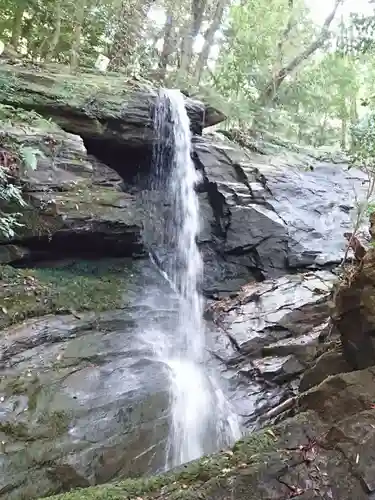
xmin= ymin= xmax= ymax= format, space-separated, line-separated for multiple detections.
xmin=143 ymin=89 xmax=241 ymax=468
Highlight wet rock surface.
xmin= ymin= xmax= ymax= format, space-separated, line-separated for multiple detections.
xmin=0 ymin=310 xmax=171 ymax=498
xmin=0 ymin=262 xmax=341 ymax=499
xmin=194 ymin=134 xmax=369 ymax=292
xmin=1 ymin=75 xmax=374 ymax=500
xmin=1 ymin=103 xmax=369 ymax=296
xmin=206 ymin=270 xmax=338 ymax=427
xmin=44 ymin=379 xmax=375 ymax=500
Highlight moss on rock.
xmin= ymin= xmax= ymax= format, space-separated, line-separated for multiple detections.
xmin=0 ymin=64 xmax=223 ymax=146
xmin=0 ymin=260 xmax=130 ymax=328
xmin=0 ymin=103 xmax=59 ymax=131
xmin=42 ymin=428 xmax=277 ymax=500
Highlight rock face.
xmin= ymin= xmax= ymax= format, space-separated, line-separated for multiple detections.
xmin=0 ymin=308 xmax=171 ymax=498
xmin=0 ymin=116 xmax=144 ymax=263
xmin=1 ymin=65 xmax=373 ymax=500
xmin=0 ymin=79 xmax=369 ymax=293
xmin=194 ymin=134 xmax=369 ymax=293
xmin=207 ymin=270 xmax=337 ymax=425
xmin=0 ymin=260 xmax=341 ymax=499
xmin=0 ymin=65 xmax=223 ymax=149
xmin=44 ymin=368 xmax=375 ymax=500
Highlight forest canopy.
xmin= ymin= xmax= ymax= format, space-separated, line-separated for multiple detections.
xmin=0 ymin=0 xmax=375 ymax=148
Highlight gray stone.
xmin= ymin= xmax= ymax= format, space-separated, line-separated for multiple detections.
xmin=299 ymin=349 xmax=351 ymax=392
xmin=207 ymin=270 xmax=336 ymax=356
xmin=0 ymin=123 xmax=144 ymax=258
xmin=194 ymin=134 xmax=370 ymax=292
xmin=0 ymin=310 xmax=170 ymax=498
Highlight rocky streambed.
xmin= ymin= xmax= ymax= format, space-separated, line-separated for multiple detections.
xmin=0 ymin=64 xmax=374 ymax=499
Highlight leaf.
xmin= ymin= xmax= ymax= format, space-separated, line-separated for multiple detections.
xmin=265 ymin=429 xmax=277 ymax=439
xmin=19 ymin=146 xmax=46 ymax=171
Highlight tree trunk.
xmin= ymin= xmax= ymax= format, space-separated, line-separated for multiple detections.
xmin=348 ymin=93 xmax=358 ymax=149
xmin=108 ymin=0 xmax=153 ymax=70
xmin=11 ymin=4 xmax=25 ymax=50
xmin=45 ymin=0 xmax=62 ymax=63
xmin=158 ymin=12 xmax=175 ymax=78
xmin=195 ymin=0 xmax=228 ymax=82
xmin=70 ymin=0 xmax=86 ymax=71
xmin=349 ymin=93 xmax=358 ymax=124
xmin=179 ymin=0 xmax=207 ymax=75
xmin=275 ymin=3 xmax=295 ymax=70
xmin=317 ymin=116 xmax=328 ymax=146
xmin=259 ymin=0 xmax=344 ymax=106
xmin=340 ymin=117 xmax=347 ymax=149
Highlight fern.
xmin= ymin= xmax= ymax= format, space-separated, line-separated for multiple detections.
xmin=19 ymin=146 xmax=46 ymax=171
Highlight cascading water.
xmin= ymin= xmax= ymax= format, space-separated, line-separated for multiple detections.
xmin=143 ymin=88 xmax=241 ymax=468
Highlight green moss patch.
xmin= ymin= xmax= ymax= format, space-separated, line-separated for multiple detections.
xmin=0 ymin=260 xmax=130 ymax=328
xmin=0 ymin=65 xmax=153 ymax=121
xmin=54 ymin=184 xmax=126 ymax=217
xmin=0 ymin=103 xmax=59 ymax=131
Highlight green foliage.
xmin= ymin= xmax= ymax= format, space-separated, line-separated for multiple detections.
xmin=0 ymin=0 xmax=373 ymax=151
xmin=19 ymin=145 xmax=46 ymax=170
xmin=0 ymin=164 xmax=25 ymax=239
xmin=0 ymin=0 xmax=366 ymax=152
xmin=350 ymin=112 xmax=375 ymax=169
xmin=0 ymin=103 xmax=57 ymax=130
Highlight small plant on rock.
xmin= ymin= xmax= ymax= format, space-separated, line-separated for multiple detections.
xmin=0 ymin=125 xmax=46 ymax=239
xmin=0 ymin=149 xmax=25 ymax=239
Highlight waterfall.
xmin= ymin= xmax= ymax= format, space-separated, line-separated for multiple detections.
xmin=144 ymin=88 xmax=241 ymax=468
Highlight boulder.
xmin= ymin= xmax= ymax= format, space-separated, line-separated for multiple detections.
xmin=0 ymin=310 xmax=171 ymax=499
xmin=299 ymin=366 xmax=375 ymax=422
xmin=0 ymin=64 xmax=223 ymax=149
xmin=0 ymin=112 xmax=144 ymax=260
xmin=299 ymin=348 xmax=351 ymax=392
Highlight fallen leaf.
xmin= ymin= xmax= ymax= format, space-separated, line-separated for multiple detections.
xmin=266 ymin=429 xmax=277 ymax=439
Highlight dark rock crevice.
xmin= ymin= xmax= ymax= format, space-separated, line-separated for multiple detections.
xmin=82 ymin=137 xmax=153 ymax=187
xmin=9 ymin=230 xmax=144 ymax=265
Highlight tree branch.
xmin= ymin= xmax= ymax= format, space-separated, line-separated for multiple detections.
xmin=194 ymin=0 xmax=229 ymax=82
xmin=260 ymin=0 xmax=344 ymax=104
